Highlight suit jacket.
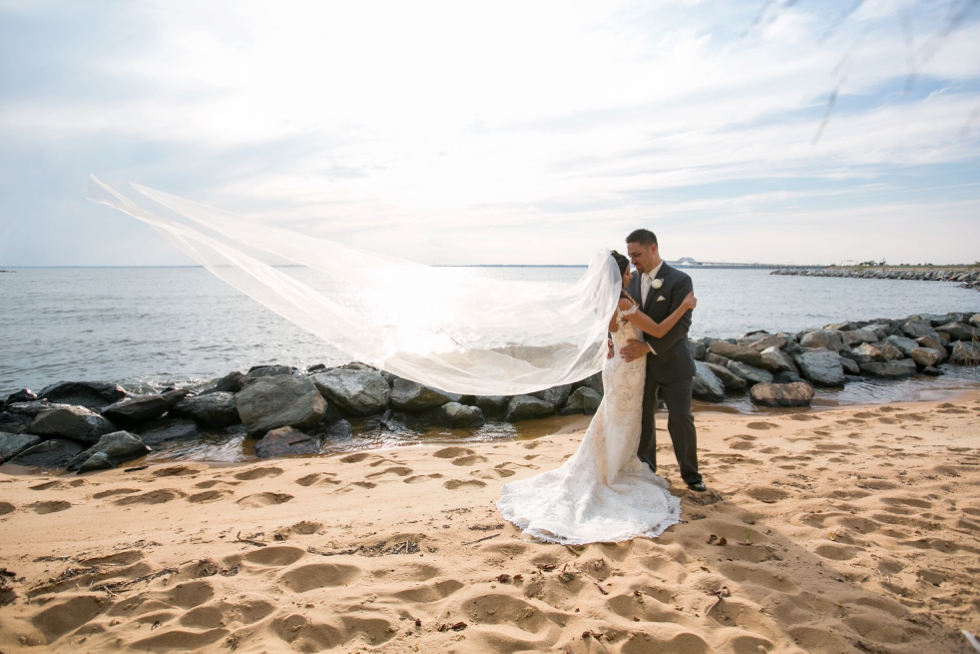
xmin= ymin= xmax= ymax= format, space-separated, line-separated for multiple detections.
xmin=626 ymin=262 xmax=696 ymax=383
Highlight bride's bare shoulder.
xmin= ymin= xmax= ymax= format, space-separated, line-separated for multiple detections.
xmin=618 ymin=297 xmax=636 ymax=311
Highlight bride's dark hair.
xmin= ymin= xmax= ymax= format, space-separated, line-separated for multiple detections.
xmin=610 ymin=250 xmax=633 ymax=301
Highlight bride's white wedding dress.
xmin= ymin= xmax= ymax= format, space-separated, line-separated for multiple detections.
xmin=497 ymin=304 xmax=682 ymax=544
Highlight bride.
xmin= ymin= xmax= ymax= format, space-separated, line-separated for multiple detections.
xmin=498 ymin=251 xmax=697 ymax=545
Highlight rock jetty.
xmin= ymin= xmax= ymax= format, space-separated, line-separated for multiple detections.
xmin=772 ymin=267 xmax=980 ymax=291
xmin=1 ymin=311 xmax=977 ymax=472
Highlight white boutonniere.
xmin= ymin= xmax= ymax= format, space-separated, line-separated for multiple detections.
xmin=651 ymin=278 xmax=663 ymax=290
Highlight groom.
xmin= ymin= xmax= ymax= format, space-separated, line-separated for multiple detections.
xmin=618 ymin=229 xmax=705 ymax=492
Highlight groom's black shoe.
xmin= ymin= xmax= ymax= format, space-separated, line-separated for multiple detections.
xmin=687 ymin=481 xmax=707 ymax=492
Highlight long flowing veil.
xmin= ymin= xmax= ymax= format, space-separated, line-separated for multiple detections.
xmin=87 ymin=176 xmax=622 ymax=396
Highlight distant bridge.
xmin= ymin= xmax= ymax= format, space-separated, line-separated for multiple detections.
xmin=667 ymin=258 xmax=825 ymax=270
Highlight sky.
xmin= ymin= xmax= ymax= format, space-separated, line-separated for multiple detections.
xmin=1 ymin=0 xmax=978 ymax=267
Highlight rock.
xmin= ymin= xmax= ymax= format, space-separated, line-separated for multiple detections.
xmin=0 ymin=432 xmax=42 ymax=463
xmin=101 ymin=388 xmax=190 ymax=428
xmin=201 ymin=371 xmax=244 ymax=395
xmin=949 ymin=340 xmax=980 ymax=365
xmin=30 ymin=405 xmax=117 ymax=444
xmin=311 ymin=369 xmax=391 ymax=416
xmin=692 ymin=362 xmax=726 ymax=403
xmin=38 ymin=381 xmax=128 ymax=410
xmin=561 ymin=387 xmax=603 ymax=415
xmin=841 ymin=329 xmax=879 ymax=346
xmin=390 ymin=379 xmax=460 ymax=412
xmin=6 ymin=439 xmax=84 ymax=468
xmin=970 ymin=314 xmax=980 ymax=328
xmin=851 ymin=343 xmax=885 ymax=365
xmin=910 ymin=347 xmax=944 ymax=368
xmin=737 ymin=330 xmax=771 ymax=346
xmin=67 ymin=431 xmax=150 ymax=472
xmin=901 ymin=320 xmax=939 ymax=341
xmin=79 ymin=451 xmax=114 ymax=472
xmin=705 ymin=353 xmax=730 ymax=367
xmin=532 ymin=384 xmax=573 ymax=408
xmin=798 ymin=330 xmax=845 ymax=352
xmin=136 ymin=419 xmax=203 ymax=446
xmin=883 ymin=335 xmax=919 ymax=356
xmin=783 ymin=341 xmax=803 ymax=357
xmin=380 ymin=371 xmax=399 ymax=387
xmin=475 ymin=396 xmax=510 ymax=417
xmin=572 ymin=372 xmax=604 ymax=397
xmin=750 ymin=382 xmax=814 ymax=408
xmin=915 ymin=335 xmax=948 ymax=357
xmin=241 ymin=365 xmax=298 ymax=387
xmin=750 ymin=335 xmax=787 ymax=352
xmin=839 ymin=355 xmax=861 ymax=376
xmin=236 ymin=376 xmax=327 ymax=436
xmin=795 ymin=349 xmax=845 ymax=387
xmin=921 ymin=366 xmax=942 ymax=376
xmin=433 ymin=402 xmax=486 ymax=428
xmin=760 ymin=347 xmax=798 ymax=374
xmin=6 ymin=389 xmax=37 ymax=404
xmin=726 ymin=360 xmax=774 ymax=385
xmin=170 ymin=392 xmax=240 ymax=427
xmin=254 ymin=427 xmax=320 ymax=459
xmin=322 ymin=419 xmax=353 ymax=439
xmin=704 ymin=363 xmax=747 ymax=392
xmin=0 ymin=410 xmax=34 ymax=434
xmin=505 ymin=396 xmax=555 ymax=422
xmin=859 ymin=359 xmax=916 ymax=378
xmin=935 ymin=322 xmax=980 ymax=342
xmin=773 ymin=371 xmax=804 ymax=384
xmin=708 ymin=342 xmax=768 ymax=369
xmin=690 ymin=341 xmax=707 ymax=361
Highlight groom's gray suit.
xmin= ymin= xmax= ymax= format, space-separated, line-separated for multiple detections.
xmin=626 ymin=263 xmax=702 ymax=486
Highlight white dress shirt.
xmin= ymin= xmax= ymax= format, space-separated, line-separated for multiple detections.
xmin=640 ymin=260 xmax=664 ymax=355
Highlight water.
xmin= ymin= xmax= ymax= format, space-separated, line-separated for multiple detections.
xmin=2 ymin=266 xmax=978 ymax=395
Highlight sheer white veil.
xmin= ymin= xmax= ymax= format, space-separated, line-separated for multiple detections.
xmin=88 ymin=176 xmax=622 ymax=396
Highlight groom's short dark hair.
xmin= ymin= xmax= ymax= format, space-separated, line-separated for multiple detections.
xmin=626 ymin=229 xmax=658 ymax=247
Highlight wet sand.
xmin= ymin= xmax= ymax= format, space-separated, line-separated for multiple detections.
xmin=1 ymin=392 xmax=979 ymax=653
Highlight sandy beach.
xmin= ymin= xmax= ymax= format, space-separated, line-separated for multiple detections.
xmin=1 ymin=392 xmax=979 ymax=653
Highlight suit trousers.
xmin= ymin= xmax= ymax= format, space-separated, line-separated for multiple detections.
xmin=638 ymin=376 xmax=702 ymax=485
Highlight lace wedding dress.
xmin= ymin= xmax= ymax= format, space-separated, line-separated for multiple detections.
xmin=497 ymin=304 xmax=682 ymax=544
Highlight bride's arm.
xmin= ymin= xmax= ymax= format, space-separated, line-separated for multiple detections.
xmin=623 ymin=292 xmax=696 ymax=338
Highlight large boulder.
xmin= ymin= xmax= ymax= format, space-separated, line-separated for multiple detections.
xmin=6 ymin=439 xmax=84 ymax=468
xmin=0 ymin=409 xmax=37 ymax=434
xmin=850 ymin=343 xmax=885 ymax=365
xmin=901 ymin=320 xmax=939 ymax=341
xmin=708 ymin=342 xmax=767 ymax=369
xmin=936 ymin=322 xmax=980 ymax=342
xmin=841 ymin=329 xmax=879 ymax=346
xmin=726 ymin=360 xmax=773 ymax=386
xmin=322 ymin=419 xmax=353 ymax=440
xmin=572 ymin=372 xmax=604 ymax=397
xmin=236 ymin=376 xmax=326 ymax=436
xmin=839 ymin=355 xmax=861 ymax=375
xmin=760 ymin=347 xmax=798 ymax=374
xmin=750 ymin=335 xmax=787 ymax=352
xmin=690 ymin=341 xmax=707 ymax=361
xmin=949 ymin=341 xmax=980 ymax=365
xmin=915 ymin=335 xmax=948 ymax=357
xmin=135 ymin=418 xmax=203 ymax=446
xmin=704 ymin=363 xmax=747 ymax=392
xmin=561 ymin=387 xmax=603 ymax=415
xmin=100 ymin=388 xmax=190 ymax=428
xmin=38 ymin=381 xmax=128 ymax=410
xmin=505 ymin=395 xmax=555 ymax=422
xmin=859 ymin=359 xmax=916 ymax=378
xmin=474 ymin=396 xmax=509 ymax=418
xmin=749 ymin=382 xmax=814 ymax=408
xmin=795 ymin=349 xmax=845 ymax=387
xmin=0 ymin=432 xmax=42 ymax=463
xmin=970 ymin=314 xmax=980 ymax=328
xmin=67 ymin=431 xmax=150 ymax=472
xmin=910 ymin=347 xmax=944 ymax=369
xmin=878 ymin=342 xmax=904 ymax=361
xmin=242 ymin=365 xmax=298 ymax=387
xmin=532 ymin=384 xmax=573 ymax=408
xmin=311 ymin=369 xmax=390 ymax=416
xmin=883 ymin=335 xmax=919 ymax=356
xmin=200 ymin=370 xmax=244 ymax=395
xmin=170 ymin=392 xmax=240 ymax=428
xmin=692 ymin=362 xmax=726 ymax=403
xmin=432 ymin=402 xmax=486 ymax=428
xmin=254 ymin=427 xmax=320 ymax=459
xmin=390 ymin=379 xmax=459 ymax=412
xmin=799 ymin=330 xmax=845 ymax=352
xmin=30 ymin=405 xmax=116 ymax=444
xmin=5 ymin=389 xmax=37 ymax=404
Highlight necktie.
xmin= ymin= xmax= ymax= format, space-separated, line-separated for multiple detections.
xmin=641 ymin=273 xmax=651 ymax=305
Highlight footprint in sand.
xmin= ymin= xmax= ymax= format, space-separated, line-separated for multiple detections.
xmin=433 ymin=446 xmax=474 ymax=459
xmin=152 ymin=465 xmax=204 ymax=477
xmin=366 ymin=466 xmax=413 ymax=479
xmin=745 ymin=487 xmax=789 ymax=503
xmin=746 ymin=421 xmax=777 ymax=430
xmin=93 ymin=488 xmax=139 ymax=499
xmin=116 ymin=489 xmax=186 ymax=505
xmin=187 ymin=490 xmax=232 ymax=503
xmin=280 ymin=563 xmax=361 ymax=593
xmin=284 ymin=520 xmax=322 ymax=535
xmin=30 ymin=500 xmax=71 ymax=514
xmin=244 ymin=546 xmax=306 ymax=566
xmin=30 ymin=595 xmax=108 ymax=641
xmin=0 ymin=502 xmax=14 ymax=516
xmin=193 ymin=479 xmax=240 ymax=489
xmin=351 ymin=481 xmax=377 ymax=489
xmin=237 ymin=492 xmax=294 ymax=507
xmin=340 ymin=452 xmax=373 ymax=463
xmin=295 ymin=473 xmax=340 ymax=487
xmin=451 ymin=455 xmax=488 ymax=466
xmin=392 ymin=580 xmax=464 ymax=603
xmin=404 ymin=474 xmax=443 ymax=484
xmin=29 ymin=480 xmax=64 ymax=491
xmin=443 ymin=479 xmax=487 ymax=490
xmin=234 ymin=467 xmax=284 ymax=481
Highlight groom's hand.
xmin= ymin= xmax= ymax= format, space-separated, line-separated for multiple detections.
xmin=620 ymin=340 xmax=649 ymax=363
xmin=607 ymin=338 xmax=614 ymax=359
